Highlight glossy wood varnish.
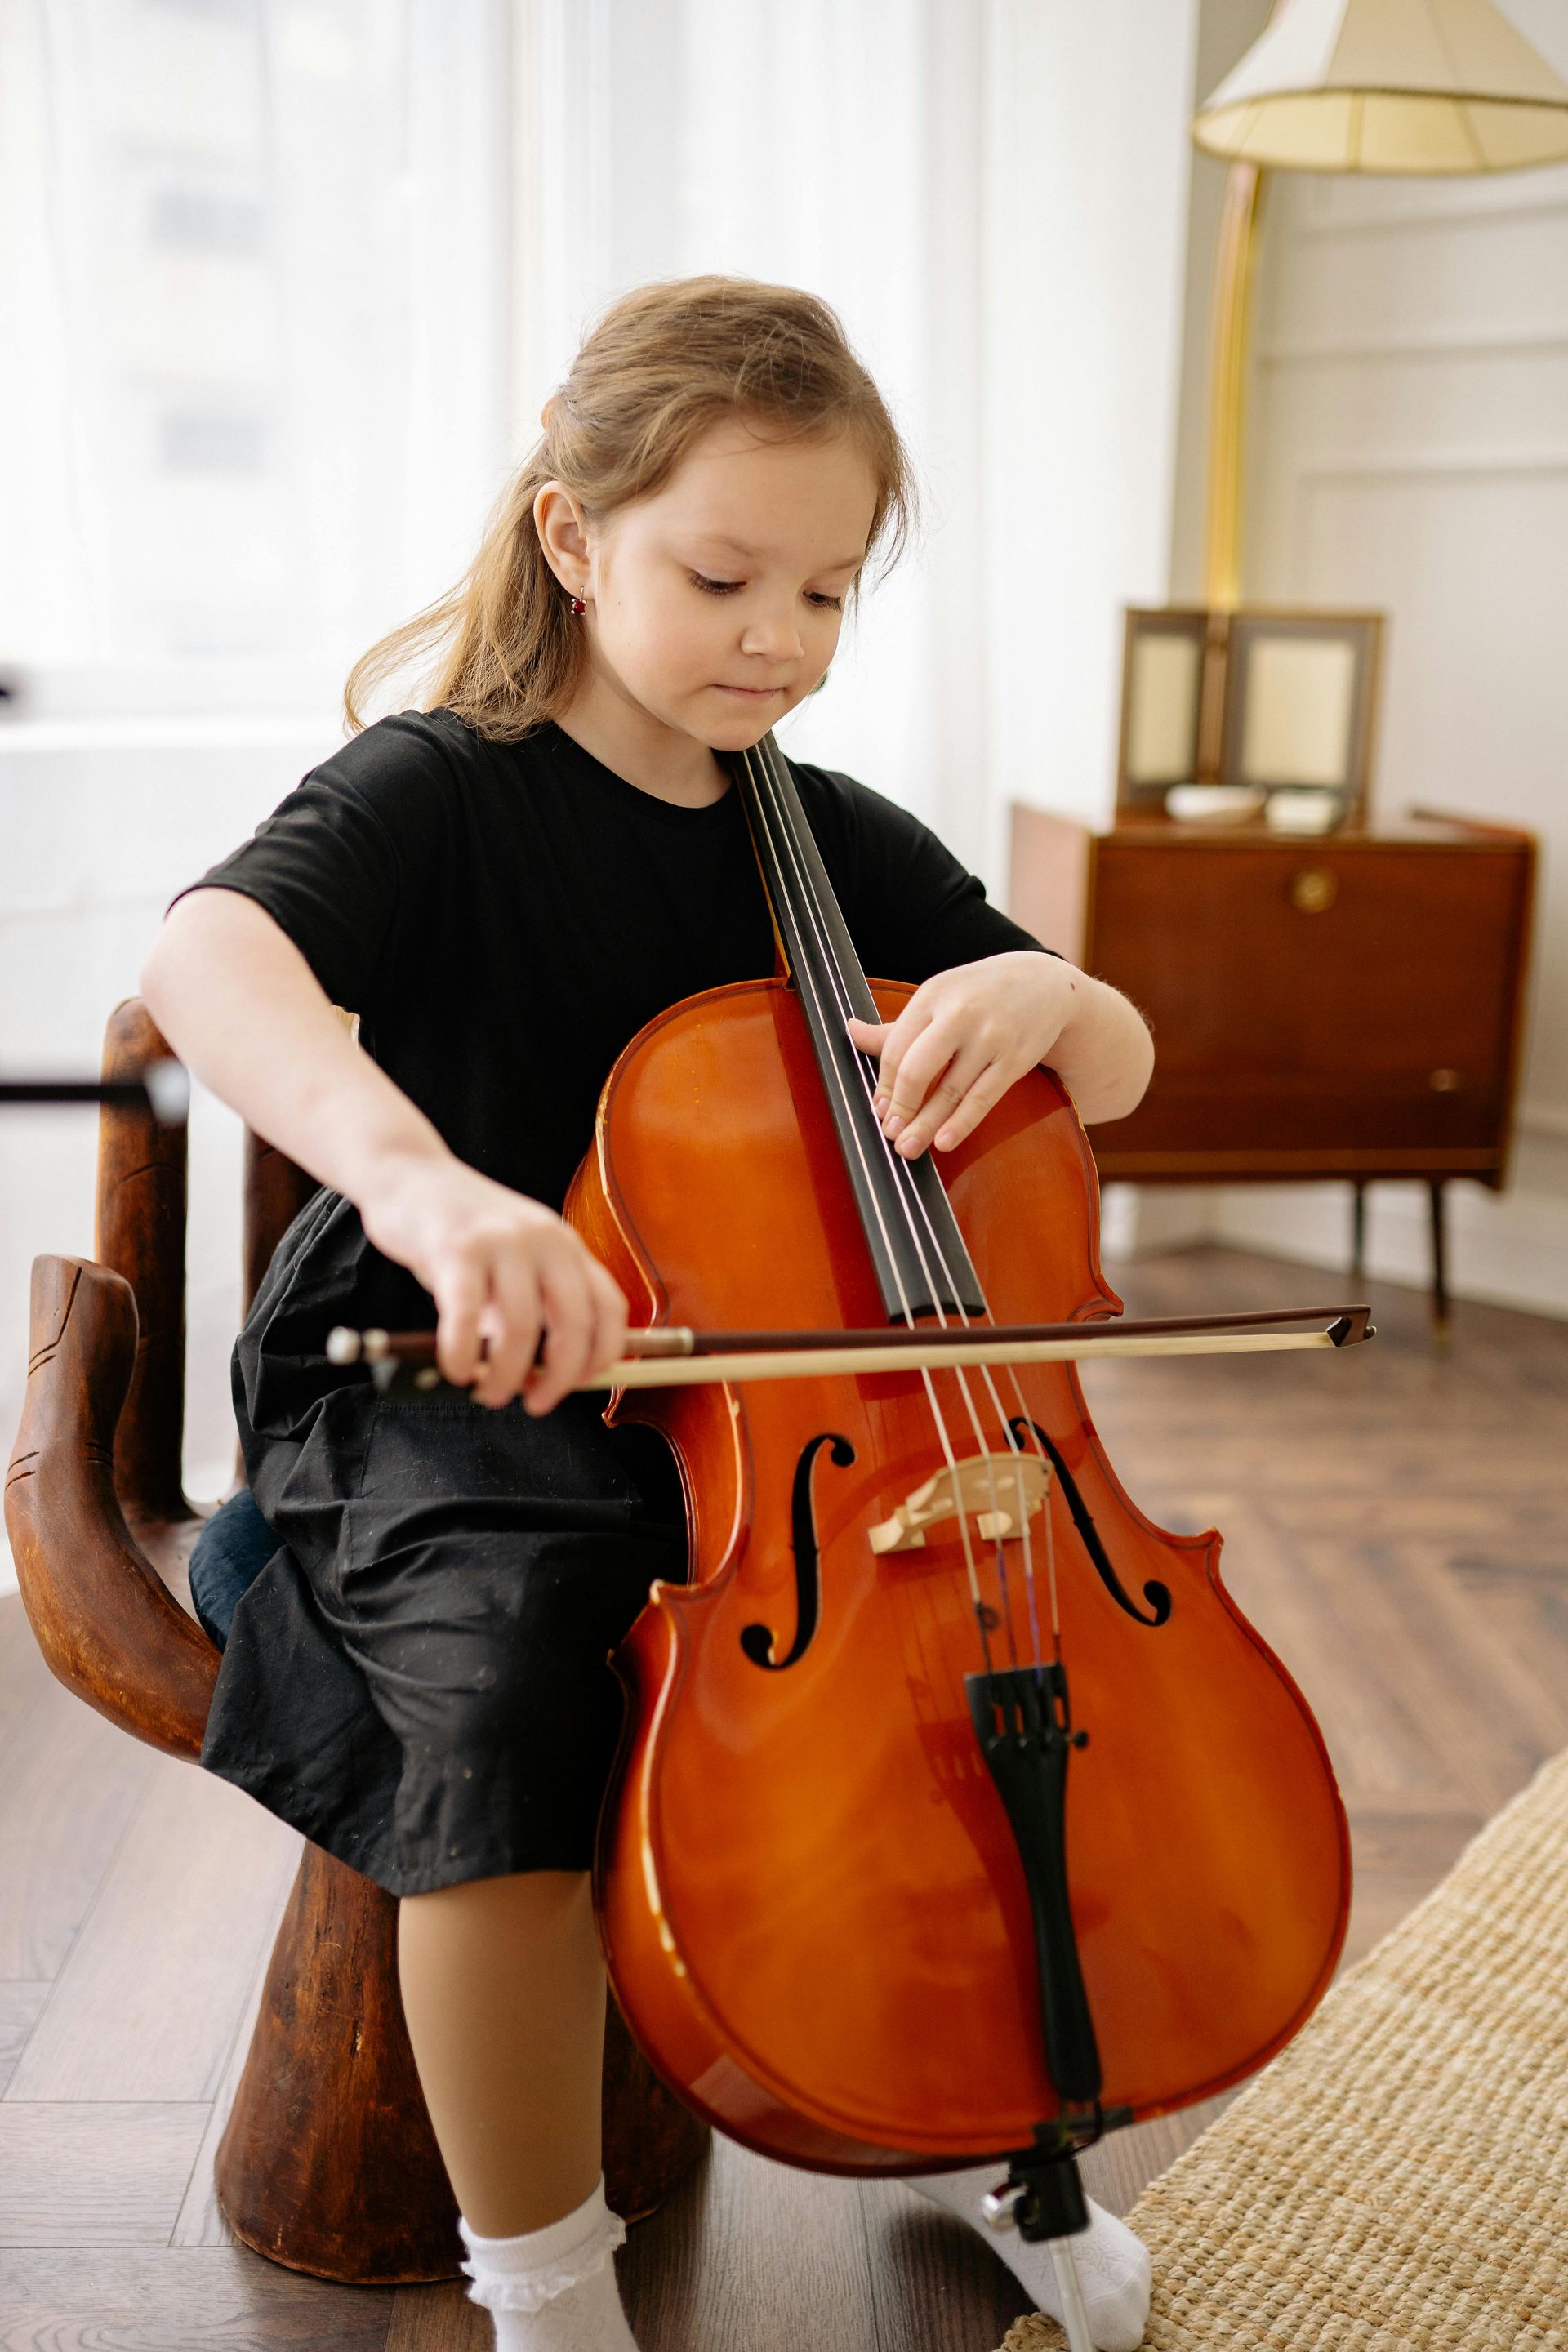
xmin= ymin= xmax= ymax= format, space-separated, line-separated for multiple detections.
xmin=572 ymin=980 xmax=1351 ymax=2172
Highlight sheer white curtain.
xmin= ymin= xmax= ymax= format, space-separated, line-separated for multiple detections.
xmin=2 ymin=0 xmax=1199 ymax=786
xmin=510 ymin=0 xmax=1199 ymax=870
xmin=0 ymin=0 xmax=514 ymax=1570
xmin=1 ymin=0 xmax=510 ymax=715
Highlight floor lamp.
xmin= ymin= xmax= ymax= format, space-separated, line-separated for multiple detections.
xmin=1191 ymin=0 xmax=1568 ymax=610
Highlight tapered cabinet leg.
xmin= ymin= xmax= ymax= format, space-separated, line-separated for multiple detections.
xmin=216 ymin=1841 xmax=710 ymax=2284
xmin=1429 ymin=1178 xmax=1450 ymax=1344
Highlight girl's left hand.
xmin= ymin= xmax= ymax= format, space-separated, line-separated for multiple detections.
xmin=846 ymin=951 xmax=1082 ymax=1160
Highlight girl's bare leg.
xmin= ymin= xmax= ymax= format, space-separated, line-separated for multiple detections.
xmin=398 ymin=1869 xmax=606 ymax=2237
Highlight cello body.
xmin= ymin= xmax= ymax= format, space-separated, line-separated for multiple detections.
xmin=567 ymin=970 xmax=1351 ymax=2173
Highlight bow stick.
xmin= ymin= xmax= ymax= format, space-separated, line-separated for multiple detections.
xmin=327 ymin=1303 xmax=1373 ymax=1392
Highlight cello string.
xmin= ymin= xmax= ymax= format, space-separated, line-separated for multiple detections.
xmin=857 ymin=1149 xmax=1056 ymax=1659
xmin=751 ymin=737 xmax=1032 ymax=1668
xmin=739 ymin=744 xmax=994 ymax=1661
xmin=757 ymin=734 xmax=1068 ymax=1678
xmin=831 ymin=1098 xmax=1056 ymax=1657
xmin=745 ymin=741 xmax=1003 ymax=1520
xmin=754 ymin=736 xmax=1050 ymax=1663
xmin=741 ymin=742 xmax=995 ymax=1655
xmin=756 ymin=733 xmax=1062 ymax=1663
xmin=749 ymin=737 xmax=1022 ymax=1669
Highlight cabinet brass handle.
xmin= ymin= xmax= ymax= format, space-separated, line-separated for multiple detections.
xmin=1428 ymin=1067 xmax=1462 ymax=1094
xmin=1290 ymin=868 xmax=1338 ymax=915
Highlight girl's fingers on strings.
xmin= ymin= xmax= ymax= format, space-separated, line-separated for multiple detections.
xmin=892 ymin=1047 xmax=996 ymax=1156
xmin=931 ymin=1057 xmax=1011 ymax=1152
xmin=845 ymin=1004 xmax=932 ymax=1116
xmin=844 ymin=1013 xmax=892 ymax=1111
xmin=880 ymin=1022 xmax=980 ymax=1147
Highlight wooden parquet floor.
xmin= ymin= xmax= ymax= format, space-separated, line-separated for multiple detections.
xmin=3 ymin=1245 xmax=1567 ymax=2350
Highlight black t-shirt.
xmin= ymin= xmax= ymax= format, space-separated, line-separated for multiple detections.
xmin=189 ymin=709 xmax=1045 ymax=1332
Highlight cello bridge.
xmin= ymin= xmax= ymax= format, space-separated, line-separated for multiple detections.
xmin=867 ymin=1452 xmax=1049 ymax=1555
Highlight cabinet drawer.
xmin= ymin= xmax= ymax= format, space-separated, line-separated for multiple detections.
xmin=1089 ymin=840 xmax=1529 ymax=1160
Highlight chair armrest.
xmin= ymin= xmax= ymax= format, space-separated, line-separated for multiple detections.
xmin=5 ymin=1255 xmax=218 ymax=1760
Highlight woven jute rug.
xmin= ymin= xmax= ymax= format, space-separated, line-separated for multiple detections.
xmin=998 ymin=1748 xmax=1568 ymax=2352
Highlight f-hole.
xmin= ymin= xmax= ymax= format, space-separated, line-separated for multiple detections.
xmin=742 ymin=1432 xmax=855 ymax=1671
xmin=1009 ymin=1418 xmax=1171 ymax=1629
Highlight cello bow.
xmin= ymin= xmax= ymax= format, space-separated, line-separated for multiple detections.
xmin=327 ymin=1299 xmax=1374 ymax=1392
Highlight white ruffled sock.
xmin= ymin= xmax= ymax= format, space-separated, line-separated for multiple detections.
xmin=910 ymin=2166 xmax=1151 ymax=2351
xmin=459 ymin=2176 xmax=638 ymax=2351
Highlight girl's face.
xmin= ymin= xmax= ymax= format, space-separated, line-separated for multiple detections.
xmin=545 ymin=420 xmax=879 ymax=754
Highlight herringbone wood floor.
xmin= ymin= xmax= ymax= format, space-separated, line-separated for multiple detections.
xmin=4 ymin=1246 xmax=1567 ymax=2350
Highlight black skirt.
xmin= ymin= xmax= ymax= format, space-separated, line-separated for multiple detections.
xmin=199 ymin=1190 xmax=688 ymax=1896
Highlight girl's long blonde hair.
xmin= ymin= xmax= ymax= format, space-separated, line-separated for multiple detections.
xmin=344 ymin=276 xmax=916 ymax=742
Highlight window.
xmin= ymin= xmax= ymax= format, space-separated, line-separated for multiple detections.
xmin=2 ymin=0 xmax=510 ymax=715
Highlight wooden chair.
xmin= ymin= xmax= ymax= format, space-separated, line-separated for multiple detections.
xmin=3 ymin=1000 xmax=708 ymax=2286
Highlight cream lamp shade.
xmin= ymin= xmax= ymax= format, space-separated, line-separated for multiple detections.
xmin=1193 ymin=0 xmax=1568 ymax=172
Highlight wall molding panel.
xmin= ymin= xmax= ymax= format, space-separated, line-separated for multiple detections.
xmin=1162 ymin=139 xmax=1568 ymax=1321
xmin=1292 ymin=166 xmax=1568 ymax=238
xmin=1295 ymin=452 xmax=1568 ymax=482
xmin=1261 ymin=330 xmax=1568 ymax=367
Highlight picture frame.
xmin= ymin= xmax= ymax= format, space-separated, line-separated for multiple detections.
xmin=1221 ymin=609 xmax=1383 ymax=825
xmin=1115 ymin=607 xmax=1218 ymax=812
xmin=1115 ymin=604 xmax=1384 ymax=830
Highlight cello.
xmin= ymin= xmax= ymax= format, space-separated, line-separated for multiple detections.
xmin=345 ymin=730 xmax=1357 ymax=2344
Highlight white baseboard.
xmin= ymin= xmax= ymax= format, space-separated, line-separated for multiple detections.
xmin=1101 ymin=1183 xmax=1218 ymax=1258
xmin=1103 ymin=1176 xmax=1568 ymax=1321
xmin=1214 ymin=1180 xmax=1568 ymax=1320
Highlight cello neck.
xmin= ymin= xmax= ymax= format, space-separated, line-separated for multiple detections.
xmin=731 ymin=733 xmax=985 ymax=1323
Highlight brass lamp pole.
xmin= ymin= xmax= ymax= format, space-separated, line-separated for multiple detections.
xmin=1192 ymin=0 xmax=1568 ymax=610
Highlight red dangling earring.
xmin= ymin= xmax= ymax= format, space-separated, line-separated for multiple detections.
xmin=568 ymin=595 xmax=586 ymax=617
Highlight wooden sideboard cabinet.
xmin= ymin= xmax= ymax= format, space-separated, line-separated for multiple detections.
xmin=1008 ymin=808 xmax=1537 ymax=1328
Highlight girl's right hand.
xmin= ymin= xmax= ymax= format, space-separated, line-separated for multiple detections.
xmin=359 ymin=1150 xmax=629 ymax=1413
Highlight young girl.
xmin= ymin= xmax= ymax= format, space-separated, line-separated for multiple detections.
xmin=143 ymin=277 xmax=1156 ymax=2352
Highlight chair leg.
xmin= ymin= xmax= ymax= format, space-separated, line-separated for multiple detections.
xmin=216 ymin=1841 xmax=709 ymax=2284
xmin=604 ymin=1970 xmax=711 ymax=2229
xmin=216 ymin=1841 xmax=461 ymax=2283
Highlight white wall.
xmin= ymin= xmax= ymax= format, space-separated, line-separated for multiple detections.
xmin=1212 ymin=7 xmax=1568 ymax=1316
xmin=1123 ymin=0 xmax=1568 ymax=1321
xmin=0 ymin=0 xmax=510 ymax=1597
